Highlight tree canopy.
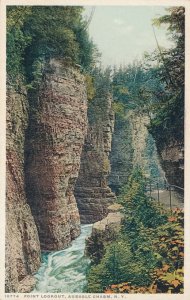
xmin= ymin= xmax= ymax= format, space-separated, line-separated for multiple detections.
xmin=7 ymin=6 xmax=99 ymax=86
xmin=149 ymin=6 xmax=185 ymax=147
xmin=111 ymin=6 xmax=185 ymax=147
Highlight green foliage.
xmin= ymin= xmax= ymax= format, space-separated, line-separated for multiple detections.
xmin=7 ymin=6 xmax=32 ymax=28
xmin=87 ymin=67 xmax=113 ymax=124
xmin=112 ymin=102 xmax=125 ymax=117
xmin=120 ymin=168 xmax=167 ymax=229
xmin=85 ymin=74 xmax=95 ymax=101
xmin=87 ymin=168 xmax=167 ymax=293
xmin=111 ymin=7 xmax=184 ymax=150
xmin=148 ymin=7 xmax=184 ymax=147
xmin=148 ymin=90 xmax=184 ymax=150
xmin=112 ymin=62 xmax=163 ymax=117
xmin=7 ymin=7 xmax=32 ymax=84
xmin=87 ymin=240 xmax=152 ymax=293
xmin=152 ymin=7 xmax=185 ymax=43
xmin=87 ymin=167 xmax=183 ymax=294
xmin=7 ymin=6 xmax=99 ymax=87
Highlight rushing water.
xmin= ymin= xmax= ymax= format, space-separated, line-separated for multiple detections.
xmin=32 ymin=224 xmax=93 ymax=293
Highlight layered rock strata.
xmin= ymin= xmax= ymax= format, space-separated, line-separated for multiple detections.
xmin=6 ymin=85 xmax=41 ymax=292
xmin=158 ymin=142 xmax=184 ymax=188
xmin=75 ymin=93 xmax=116 ymax=224
xmin=25 ymin=59 xmax=88 ymax=250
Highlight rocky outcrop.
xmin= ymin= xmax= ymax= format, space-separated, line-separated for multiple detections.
xmin=25 ymin=59 xmax=88 ymax=251
xmin=6 ymin=85 xmax=41 ymax=292
xmin=75 ymin=93 xmax=116 ymax=224
xmin=158 ymin=142 xmax=184 ymax=188
xmin=85 ymin=204 xmax=123 ymax=264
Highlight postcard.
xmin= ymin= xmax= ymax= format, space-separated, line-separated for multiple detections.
xmin=0 ymin=0 xmax=189 ymax=299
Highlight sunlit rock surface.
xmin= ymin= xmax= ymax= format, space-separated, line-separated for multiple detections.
xmin=25 ymin=59 xmax=88 ymax=250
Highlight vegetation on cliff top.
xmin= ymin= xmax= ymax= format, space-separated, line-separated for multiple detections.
xmin=7 ymin=6 xmax=99 ymax=88
xmin=6 ymin=5 xmax=184 ymax=294
xmin=111 ymin=6 xmax=184 ymax=149
xmin=7 ymin=6 xmax=184 ymax=139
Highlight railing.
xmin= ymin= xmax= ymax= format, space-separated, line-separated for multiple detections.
xmin=145 ymin=179 xmax=184 ymax=210
xmin=109 ymin=175 xmax=184 ymax=210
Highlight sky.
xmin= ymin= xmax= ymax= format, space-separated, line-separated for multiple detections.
xmin=84 ymin=6 xmax=174 ymax=67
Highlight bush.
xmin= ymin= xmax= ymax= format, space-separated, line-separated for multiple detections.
xmin=86 ymin=240 xmax=153 ymax=293
xmin=120 ymin=168 xmax=167 ymax=229
xmin=86 ymin=168 xmax=183 ymax=294
xmin=104 ymin=209 xmax=184 ymax=294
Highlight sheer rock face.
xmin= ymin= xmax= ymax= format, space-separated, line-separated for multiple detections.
xmin=159 ymin=142 xmax=184 ymax=188
xmin=25 ymin=59 xmax=88 ymax=250
xmin=75 ymin=94 xmax=116 ymax=224
xmin=6 ymin=86 xmax=41 ymax=293
xmin=109 ymin=115 xmax=133 ymax=194
xmin=109 ymin=111 xmax=165 ymax=193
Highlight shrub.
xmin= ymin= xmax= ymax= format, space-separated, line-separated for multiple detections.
xmin=86 ymin=168 xmax=183 ymax=294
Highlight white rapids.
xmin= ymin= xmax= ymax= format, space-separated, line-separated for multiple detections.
xmin=32 ymin=224 xmax=93 ymax=293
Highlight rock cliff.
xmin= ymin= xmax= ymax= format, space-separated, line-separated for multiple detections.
xmin=75 ymin=93 xmax=116 ymax=224
xmin=25 ymin=59 xmax=88 ymax=250
xmin=6 ymin=84 xmax=41 ymax=292
xmin=109 ymin=114 xmax=133 ymax=193
xmin=109 ymin=111 xmax=164 ymax=192
xmin=149 ymin=112 xmax=184 ymax=189
xmin=6 ymin=59 xmax=88 ymax=292
xmin=157 ymin=141 xmax=184 ymax=188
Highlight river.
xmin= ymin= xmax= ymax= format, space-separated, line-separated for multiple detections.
xmin=32 ymin=224 xmax=93 ymax=293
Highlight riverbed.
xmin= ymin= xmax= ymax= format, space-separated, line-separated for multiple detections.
xmin=32 ymin=224 xmax=93 ymax=293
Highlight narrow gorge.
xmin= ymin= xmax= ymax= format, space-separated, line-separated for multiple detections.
xmin=75 ymin=85 xmax=116 ymax=224
xmin=5 ymin=5 xmax=184 ymax=295
xmin=6 ymin=59 xmax=117 ymax=292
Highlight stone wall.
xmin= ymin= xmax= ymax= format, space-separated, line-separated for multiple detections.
xmin=6 ymin=85 xmax=41 ymax=292
xmin=75 ymin=93 xmax=116 ymax=224
xmin=25 ymin=59 xmax=88 ymax=251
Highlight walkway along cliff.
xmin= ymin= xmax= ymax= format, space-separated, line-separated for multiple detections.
xmin=5 ymin=6 xmax=184 ymax=294
xmin=6 ymin=60 xmax=184 ymax=293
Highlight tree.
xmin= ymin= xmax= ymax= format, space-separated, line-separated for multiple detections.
xmin=112 ymin=61 xmax=164 ymax=118
xmin=6 ymin=6 xmax=99 ymax=86
xmin=6 ymin=6 xmax=32 ymax=83
xmin=148 ymin=6 xmax=185 ymax=147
